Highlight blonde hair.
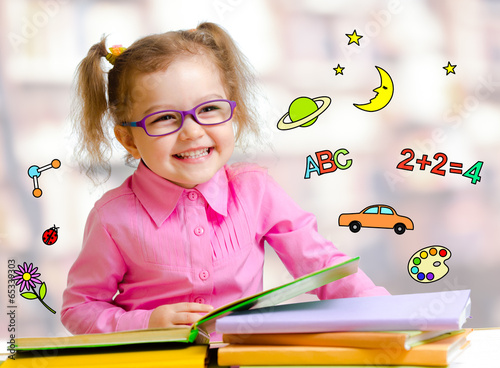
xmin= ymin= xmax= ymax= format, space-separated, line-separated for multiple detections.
xmin=72 ymin=22 xmax=259 ymax=183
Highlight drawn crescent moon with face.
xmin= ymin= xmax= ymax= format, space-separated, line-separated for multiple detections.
xmin=354 ymin=66 xmax=394 ymax=112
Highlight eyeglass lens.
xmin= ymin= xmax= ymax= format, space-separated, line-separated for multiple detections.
xmin=144 ymin=100 xmax=232 ymax=136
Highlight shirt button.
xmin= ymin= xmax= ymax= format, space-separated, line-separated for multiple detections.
xmin=199 ymin=270 xmax=209 ymax=280
xmin=194 ymin=226 xmax=204 ymax=236
xmin=187 ymin=191 xmax=198 ymax=201
xmin=194 ymin=297 xmax=205 ymax=304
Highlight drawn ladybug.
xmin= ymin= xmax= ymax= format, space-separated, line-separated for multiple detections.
xmin=42 ymin=225 xmax=59 ymax=245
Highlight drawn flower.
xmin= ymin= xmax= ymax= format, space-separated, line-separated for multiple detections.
xmin=12 ymin=262 xmax=56 ymax=314
xmin=13 ymin=262 xmax=42 ymax=292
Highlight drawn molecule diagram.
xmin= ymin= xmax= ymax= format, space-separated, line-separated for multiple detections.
xmin=27 ymin=159 xmax=61 ymax=198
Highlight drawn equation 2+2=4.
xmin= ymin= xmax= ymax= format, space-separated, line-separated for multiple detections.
xmin=396 ymin=148 xmax=483 ymax=185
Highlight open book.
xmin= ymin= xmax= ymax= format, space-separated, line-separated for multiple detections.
xmin=16 ymin=257 xmax=359 ymax=351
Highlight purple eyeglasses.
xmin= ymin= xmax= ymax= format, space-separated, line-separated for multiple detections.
xmin=120 ymin=99 xmax=236 ymax=137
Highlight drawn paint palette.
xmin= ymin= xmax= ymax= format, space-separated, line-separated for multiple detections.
xmin=408 ymin=246 xmax=451 ymax=283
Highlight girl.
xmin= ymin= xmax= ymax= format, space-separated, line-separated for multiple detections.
xmin=61 ymin=22 xmax=388 ymax=335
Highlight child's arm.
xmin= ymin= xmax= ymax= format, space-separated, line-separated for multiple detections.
xmin=245 ymin=168 xmax=389 ymax=298
xmin=61 ymin=206 xmax=214 ymax=334
xmin=61 ymin=207 xmax=151 ymax=334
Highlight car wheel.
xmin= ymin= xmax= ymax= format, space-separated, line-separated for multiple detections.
xmin=349 ymin=221 xmax=361 ymax=233
xmin=394 ymin=223 xmax=406 ymax=235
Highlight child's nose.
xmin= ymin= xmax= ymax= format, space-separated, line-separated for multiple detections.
xmin=179 ymin=114 xmax=204 ymax=140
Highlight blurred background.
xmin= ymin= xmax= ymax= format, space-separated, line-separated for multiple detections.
xmin=1 ymin=0 xmax=499 ymax=344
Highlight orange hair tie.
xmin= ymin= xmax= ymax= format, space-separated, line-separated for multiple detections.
xmin=105 ymin=45 xmax=127 ymax=65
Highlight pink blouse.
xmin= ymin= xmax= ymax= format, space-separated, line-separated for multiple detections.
xmin=61 ymin=161 xmax=388 ymax=334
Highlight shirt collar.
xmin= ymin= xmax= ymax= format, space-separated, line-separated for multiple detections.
xmin=196 ymin=167 xmax=228 ymax=217
xmin=131 ymin=161 xmax=228 ymax=227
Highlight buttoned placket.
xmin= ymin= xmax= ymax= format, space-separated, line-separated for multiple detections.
xmin=184 ymin=189 xmax=214 ymax=305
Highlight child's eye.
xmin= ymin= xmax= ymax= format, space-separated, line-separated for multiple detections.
xmin=151 ymin=113 xmax=178 ymax=124
xmin=199 ymin=105 xmax=220 ymax=114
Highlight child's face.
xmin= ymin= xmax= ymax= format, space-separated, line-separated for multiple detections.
xmin=116 ymin=55 xmax=235 ymax=188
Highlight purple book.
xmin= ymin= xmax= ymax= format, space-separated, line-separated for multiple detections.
xmin=215 ymin=289 xmax=471 ymax=334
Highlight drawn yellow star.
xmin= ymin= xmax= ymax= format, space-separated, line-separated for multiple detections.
xmin=333 ymin=64 xmax=345 ymax=75
xmin=443 ymin=61 xmax=457 ymax=75
xmin=346 ymin=30 xmax=363 ymax=46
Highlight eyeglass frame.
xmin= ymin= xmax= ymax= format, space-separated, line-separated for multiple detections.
xmin=119 ymin=99 xmax=237 ymax=137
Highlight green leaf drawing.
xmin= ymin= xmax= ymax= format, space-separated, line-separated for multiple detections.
xmin=21 ymin=292 xmax=38 ymax=300
xmin=40 ymin=282 xmax=47 ymax=300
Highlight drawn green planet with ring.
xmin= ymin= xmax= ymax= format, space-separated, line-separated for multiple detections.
xmin=277 ymin=96 xmax=331 ymax=130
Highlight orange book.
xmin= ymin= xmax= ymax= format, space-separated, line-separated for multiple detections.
xmin=218 ymin=329 xmax=471 ymax=367
xmin=223 ymin=330 xmax=462 ymax=350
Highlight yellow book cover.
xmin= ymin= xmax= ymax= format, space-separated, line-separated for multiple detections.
xmin=1 ymin=344 xmax=208 ymax=368
xmin=222 ymin=330 xmax=462 ymax=350
xmin=218 ymin=329 xmax=471 ymax=367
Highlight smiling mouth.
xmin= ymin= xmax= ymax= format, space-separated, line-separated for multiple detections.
xmin=174 ymin=148 xmax=212 ymax=159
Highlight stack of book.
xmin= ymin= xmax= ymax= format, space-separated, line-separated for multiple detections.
xmin=7 ymin=258 xmax=361 ymax=368
xmin=216 ymin=289 xmax=472 ymax=367
xmin=7 ymin=258 xmax=472 ymax=367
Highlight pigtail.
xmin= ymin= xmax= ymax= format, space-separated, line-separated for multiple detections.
xmin=194 ymin=23 xmax=260 ymax=144
xmin=71 ymin=36 xmax=113 ymax=183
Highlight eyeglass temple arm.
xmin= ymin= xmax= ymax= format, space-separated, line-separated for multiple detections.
xmin=120 ymin=122 xmax=139 ymax=127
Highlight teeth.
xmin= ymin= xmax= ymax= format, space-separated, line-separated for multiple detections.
xmin=175 ymin=148 xmax=210 ymax=159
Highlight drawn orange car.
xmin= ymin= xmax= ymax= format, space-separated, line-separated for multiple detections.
xmin=338 ymin=205 xmax=414 ymax=235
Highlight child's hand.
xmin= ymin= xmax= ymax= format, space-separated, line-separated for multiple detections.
xmin=148 ymin=302 xmax=214 ymax=329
